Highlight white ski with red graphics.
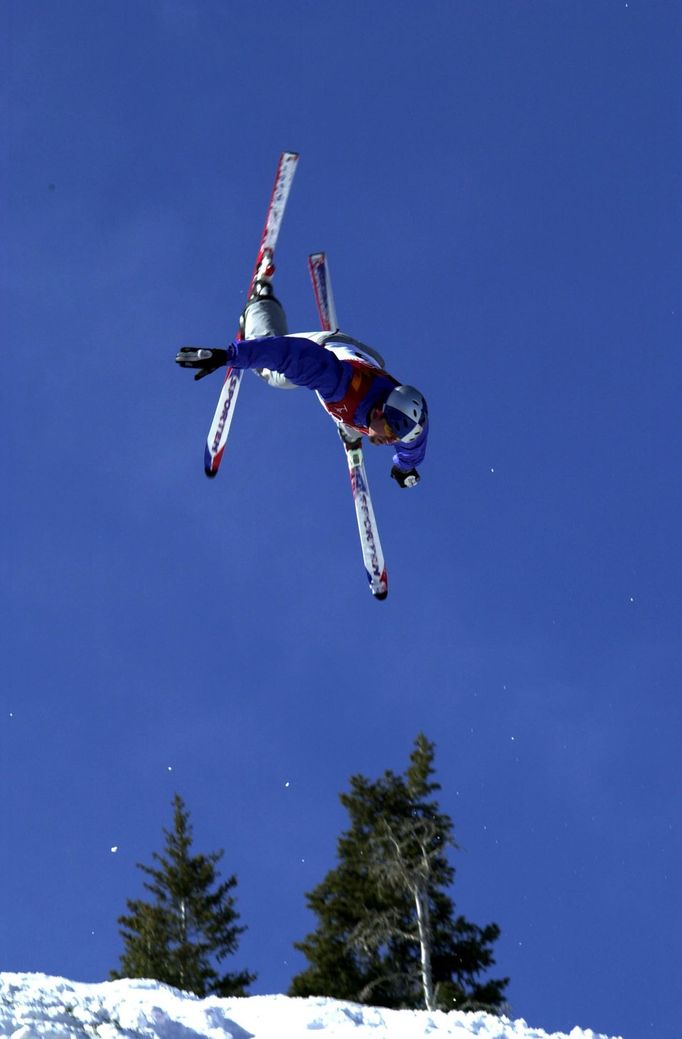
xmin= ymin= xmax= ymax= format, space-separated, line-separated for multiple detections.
xmin=308 ymin=252 xmax=389 ymax=600
xmin=308 ymin=251 xmax=339 ymax=334
xmin=342 ymin=442 xmax=389 ymax=599
xmin=204 ymin=152 xmax=299 ymax=477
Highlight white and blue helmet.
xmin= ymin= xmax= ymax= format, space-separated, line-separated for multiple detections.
xmin=383 ymin=385 xmax=428 ymax=443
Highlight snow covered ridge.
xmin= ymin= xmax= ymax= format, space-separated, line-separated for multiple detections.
xmin=0 ymin=974 xmax=622 ymax=1039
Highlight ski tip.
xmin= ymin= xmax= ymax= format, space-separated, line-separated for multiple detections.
xmin=204 ymin=443 xmax=225 ymax=478
xmin=370 ymin=573 xmax=389 ymax=600
xmin=204 ymin=450 xmax=219 ymax=478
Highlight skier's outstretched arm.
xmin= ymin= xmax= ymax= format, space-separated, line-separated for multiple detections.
xmin=176 ymin=336 xmax=349 ymax=397
xmin=229 ymin=336 xmax=348 ymax=398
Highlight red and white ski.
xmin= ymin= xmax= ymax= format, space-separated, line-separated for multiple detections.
xmin=204 ymin=151 xmax=299 ymax=477
xmin=343 ymin=442 xmax=389 ymax=600
xmin=308 ymin=252 xmax=388 ymax=600
xmin=308 ymin=252 xmax=339 ymax=334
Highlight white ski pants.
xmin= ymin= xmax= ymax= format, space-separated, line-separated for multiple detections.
xmin=242 ymin=293 xmax=298 ymax=390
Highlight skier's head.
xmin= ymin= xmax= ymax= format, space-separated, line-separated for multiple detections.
xmin=381 ymin=385 xmax=428 ymax=443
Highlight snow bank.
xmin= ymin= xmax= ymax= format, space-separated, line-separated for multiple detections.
xmin=0 ymin=973 xmax=622 ymax=1039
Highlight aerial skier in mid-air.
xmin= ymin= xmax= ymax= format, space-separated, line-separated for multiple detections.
xmin=175 ymin=152 xmax=428 ymax=599
xmin=176 ymin=273 xmax=429 ymax=484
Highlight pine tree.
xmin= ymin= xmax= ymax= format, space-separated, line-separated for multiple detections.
xmin=289 ymin=735 xmax=508 ymax=1012
xmin=112 ymin=794 xmax=254 ymax=997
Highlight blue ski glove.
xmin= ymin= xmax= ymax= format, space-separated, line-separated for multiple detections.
xmin=391 ymin=465 xmax=420 ymax=489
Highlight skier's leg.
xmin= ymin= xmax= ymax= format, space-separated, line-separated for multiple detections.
xmin=241 ymin=285 xmax=299 ymax=390
xmin=241 ymin=286 xmax=288 ymax=338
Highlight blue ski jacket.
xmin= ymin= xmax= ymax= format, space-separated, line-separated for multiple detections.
xmin=226 ymin=334 xmax=428 ymax=471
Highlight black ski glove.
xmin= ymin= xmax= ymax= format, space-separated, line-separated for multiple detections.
xmin=175 ymin=347 xmax=229 ymax=381
xmin=391 ymin=465 xmax=420 ymax=489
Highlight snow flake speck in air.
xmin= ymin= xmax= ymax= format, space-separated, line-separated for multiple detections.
xmin=0 ymin=973 xmax=625 ymax=1039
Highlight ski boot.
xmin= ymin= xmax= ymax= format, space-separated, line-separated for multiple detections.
xmin=337 ymin=425 xmax=362 ymax=451
xmin=239 ymin=245 xmax=288 ymax=340
xmin=250 ymin=247 xmax=276 ymax=299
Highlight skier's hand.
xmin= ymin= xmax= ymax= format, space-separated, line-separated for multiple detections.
xmin=391 ymin=465 xmax=420 ymax=489
xmin=175 ymin=347 xmax=229 ymax=381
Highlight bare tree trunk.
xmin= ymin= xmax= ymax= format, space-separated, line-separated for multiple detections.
xmin=414 ymin=884 xmax=435 ymax=1011
xmin=179 ymin=898 xmax=188 ymax=988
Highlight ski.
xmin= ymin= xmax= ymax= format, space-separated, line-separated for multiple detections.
xmin=204 ymin=151 xmax=299 ymax=477
xmin=308 ymin=252 xmax=339 ymax=333
xmin=344 ymin=443 xmax=389 ymax=599
xmin=308 ymin=252 xmax=389 ymax=600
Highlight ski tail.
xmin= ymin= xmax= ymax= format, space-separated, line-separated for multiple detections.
xmin=204 ymin=152 xmax=300 ymax=477
xmin=344 ymin=442 xmax=388 ymax=599
xmin=308 ymin=252 xmax=338 ymax=333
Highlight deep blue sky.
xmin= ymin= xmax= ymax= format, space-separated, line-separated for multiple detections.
xmin=2 ymin=4 xmax=680 ymax=1038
